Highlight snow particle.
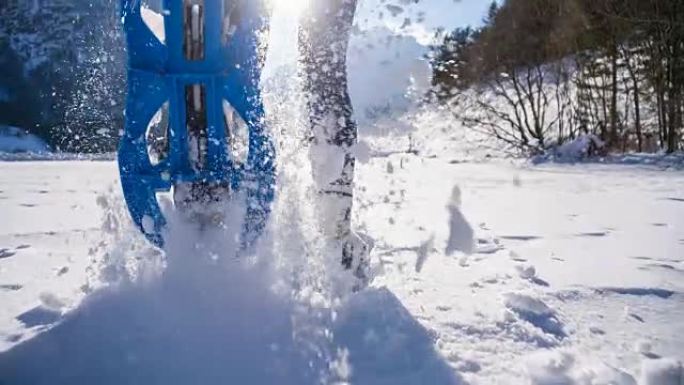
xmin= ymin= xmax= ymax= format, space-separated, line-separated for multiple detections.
xmin=141 ymin=215 xmax=155 ymax=235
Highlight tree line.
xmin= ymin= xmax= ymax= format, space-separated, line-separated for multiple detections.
xmin=431 ymin=0 xmax=684 ymax=155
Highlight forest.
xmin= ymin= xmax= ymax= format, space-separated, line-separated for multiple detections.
xmin=431 ymin=0 xmax=684 ymax=155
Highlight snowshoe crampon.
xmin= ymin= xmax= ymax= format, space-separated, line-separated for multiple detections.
xmin=118 ymin=0 xmax=274 ymax=247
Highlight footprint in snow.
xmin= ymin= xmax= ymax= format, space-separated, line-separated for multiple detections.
xmin=475 ymin=237 xmax=503 ymax=254
xmin=598 ymin=287 xmax=675 ymax=299
xmin=5 ymin=334 xmax=23 ymax=343
xmin=500 ymin=235 xmax=542 ymax=242
xmin=0 ymin=284 xmax=23 ymax=291
xmin=16 ymin=306 xmax=62 ymax=328
xmin=503 ymin=293 xmax=566 ymax=339
xmin=0 ymin=249 xmax=17 ymax=259
xmin=509 ymin=250 xmax=527 ymax=262
xmin=515 ymin=264 xmax=537 ymax=280
xmin=515 ymin=264 xmax=550 ymax=287
xmin=576 ymin=231 xmax=609 ymax=238
xmin=634 ymin=340 xmax=662 ymax=359
xmin=639 ymin=263 xmax=682 ymax=273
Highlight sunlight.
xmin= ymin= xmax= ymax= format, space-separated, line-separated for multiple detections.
xmin=261 ymin=0 xmax=305 ymax=78
xmin=268 ymin=0 xmax=309 ymax=17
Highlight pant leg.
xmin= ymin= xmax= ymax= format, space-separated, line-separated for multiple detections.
xmin=298 ymin=0 xmax=359 ymax=262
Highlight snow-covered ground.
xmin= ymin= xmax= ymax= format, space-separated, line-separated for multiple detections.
xmin=0 ymin=149 xmax=682 ymax=384
xmin=359 ymin=156 xmax=684 ymax=384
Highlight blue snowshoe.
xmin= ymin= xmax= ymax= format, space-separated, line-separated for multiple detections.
xmin=118 ymin=0 xmax=274 ymax=247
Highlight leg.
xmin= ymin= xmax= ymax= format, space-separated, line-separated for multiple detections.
xmin=299 ymin=0 xmax=370 ymax=282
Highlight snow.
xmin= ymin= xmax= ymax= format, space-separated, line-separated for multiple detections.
xmin=527 ymin=350 xmax=640 ymax=385
xmin=445 ymin=185 xmax=475 ymax=256
xmin=504 ymin=293 xmax=555 ymax=318
xmin=141 ymin=6 xmax=166 ymax=44
xmin=0 ymin=126 xmax=49 ymax=154
xmin=141 ymin=214 xmax=155 ymax=235
xmin=640 ymin=359 xmax=683 ymax=385
xmin=551 ymin=134 xmax=606 ymax=161
xmin=347 ymin=27 xmax=432 ymax=126
xmin=1 ymin=152 xmax=683 ymax=384
xmin=0 ymin=163 xmax=461 ymax=384
xmin=262 ymin=6 xmax=433 ymax=131
xmin=515 ymin=264 xmax=537 ymax=280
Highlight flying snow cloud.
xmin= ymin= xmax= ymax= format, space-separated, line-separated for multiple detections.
xmin=348 ymin=27 xmax=432 ymax=126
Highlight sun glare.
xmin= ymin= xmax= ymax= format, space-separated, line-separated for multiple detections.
xmin=269 ymin=0 xmax=309 ymax=17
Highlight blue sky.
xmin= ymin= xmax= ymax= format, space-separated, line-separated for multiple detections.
xmin=356 ymin=0 xmax=497 ymax=42
xmin=264 ymin=0 xmax=497 ymax=74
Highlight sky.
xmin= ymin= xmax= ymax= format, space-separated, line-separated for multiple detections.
xmin=356 ymin=0 xmax=497 ymax=42
xmin=264 ymin=0 xmax=497 ymax=75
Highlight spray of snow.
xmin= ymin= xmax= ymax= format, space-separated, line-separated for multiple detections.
xmin=347 ymin=27 xmax=432 ymax=127
xmin=0 ymin=4 xmax=462 ymax=384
